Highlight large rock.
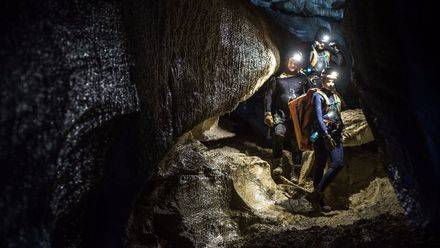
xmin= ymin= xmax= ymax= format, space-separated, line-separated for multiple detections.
xmin=341 ymin=109 xmax=374 ymax=147
xmin=127 ymin=140 xmax=242 ymax=247
xmin=122 ymin=0 xmax=279 ymax=181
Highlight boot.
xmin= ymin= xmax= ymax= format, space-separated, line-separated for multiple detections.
xmin=306 ymin=190 xmax=321 ymax=212
xmin=290 ymin=165 xmax=301 ymax=184
xmin=272 ymin=158 xmax=283 ymax=184
xmin=290 ymin=173 xmax=298 ymax=184
xmin=319 ymin=195 xmax=332 ymax=213
xmin=272 ymin=158 xmax=283 ymax=175
xmin=306 ymin=191 xmax=332 ymax=212
xmin=273 ymin=166 xmax=283 ymax=176
xmin=320 ymin=204 xmax=332 ymax=213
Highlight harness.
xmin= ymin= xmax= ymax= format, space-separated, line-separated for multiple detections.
xmin=315 ymin=90 xmax=341 ymax=113
xmin=313 ymin=90 xmax=343 ymax=140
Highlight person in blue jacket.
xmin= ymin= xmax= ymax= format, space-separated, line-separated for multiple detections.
xmin=308 ymin=69 xmax=345 ymax=212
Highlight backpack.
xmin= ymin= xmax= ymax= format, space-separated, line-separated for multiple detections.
xmin=288 ymin=88 xmax=340 ymax=151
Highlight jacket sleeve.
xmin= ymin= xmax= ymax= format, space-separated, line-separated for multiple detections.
xmin=313 ymin=93 xmax=329 ymax=136
xmin=264 ymin=77 xmax=276 ymax=113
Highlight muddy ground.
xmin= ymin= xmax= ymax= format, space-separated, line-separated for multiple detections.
xmin=129 ymin=110 xmax=439 ymax=247
xmin=197 ymin=114 xmax=438 ymax=247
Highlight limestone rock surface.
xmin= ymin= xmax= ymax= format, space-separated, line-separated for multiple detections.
xmin=129 ymin=136 xmax=407 ymax=247
xmin=341 ymin=109 xmax=374 ymax=147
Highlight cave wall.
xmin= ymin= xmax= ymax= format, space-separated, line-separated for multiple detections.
xmin=0 ymin=1 xmax=139 ymax=247
xmin=122 ymin=0 xmax=278 ymax=173
xmin=0 ymin=0 xmax=279 ymax=247
xmin=344 ymin=0 xmax=439 ymax=229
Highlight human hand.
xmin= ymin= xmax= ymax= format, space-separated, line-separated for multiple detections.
xmin=264 ymin=112 xmax=274 ymax=127
xmin=342 ymin=130 xmax=352 ymax=143
xmin=324 ymin=134 xmax=337 ymax=151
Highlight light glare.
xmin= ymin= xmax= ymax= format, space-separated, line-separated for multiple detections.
xmin=292 ymin=52 xmax=303 ymax=63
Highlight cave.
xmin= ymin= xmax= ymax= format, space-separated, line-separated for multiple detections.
xmin=1 ymin=0 xmax=439 ymax=247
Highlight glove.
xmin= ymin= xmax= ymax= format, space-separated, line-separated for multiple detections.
xmin=324 ymin=134 xmax=337 ymax=151
xmin=264 ymin=112 xmax=274 ymax=127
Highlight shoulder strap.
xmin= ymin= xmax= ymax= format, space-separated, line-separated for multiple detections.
xmin=310 ymin=49 xmax=318 ymax=67
xmin=332 ymin=93 xmax=341 ymax=103
xmin=314 ymin=90 xmax=331 ymax=106
xmin=332 ymin=93 xmax=342 ymax=111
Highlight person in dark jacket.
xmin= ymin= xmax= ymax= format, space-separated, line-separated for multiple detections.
xmin=264 ymin=53 xmax=312 ymax=182
xmin=308 ymin=70 xmax=345 ymax=212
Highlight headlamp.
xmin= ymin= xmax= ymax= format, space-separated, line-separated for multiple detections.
xmin=292 ymin=52 xmax=303 ymax=63
xmin=321 ymin=34 xmax=330 ymax=43
xmin=327 ymin=71 xmax=339 ymax=80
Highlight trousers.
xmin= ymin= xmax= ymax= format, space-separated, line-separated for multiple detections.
xmin=312 ymin=137 xmax=344 ymax=192
xmin=272 ymin=110 xmax=301 ymax=165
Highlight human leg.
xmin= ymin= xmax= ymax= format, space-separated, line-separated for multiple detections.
xmin=312 ymin=139 xmax=328 ymax=190
xmin=317 ymin=142 xmax=344 ymax=192
xmin=272 ymin=123 xmax=286 ymax=159
xmin=307 ymin=138 xmax=330 ymax=211
xmin=272 ymin=122 xmax=287 ymax=177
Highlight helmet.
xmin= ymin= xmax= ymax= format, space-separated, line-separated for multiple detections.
xmin=322 ymin=69 xmax=339 ymax=80
xmin=315 ymin=27 xmax=331 ymax=43
xmin=291 ymin=52 xmax=303 ymax=63
xmin=286 ymin=51 xmax=304 ymax=72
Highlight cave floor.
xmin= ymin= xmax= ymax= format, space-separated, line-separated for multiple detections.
xmin=194 ymin=117 xmax=434 ymax=247
xmin=132 ymin=112 xmax=437 ymax=247
xmin=202 ymin=127 xmax=403 ymax=227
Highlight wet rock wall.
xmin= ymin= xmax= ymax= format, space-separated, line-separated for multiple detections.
xmin=123 ymin=0 xmax=278 ymax=157
xmin=0 ymin=1 xmax=139 ymax=247
xmin=344 ymin=0 xmax=440 ymax=229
